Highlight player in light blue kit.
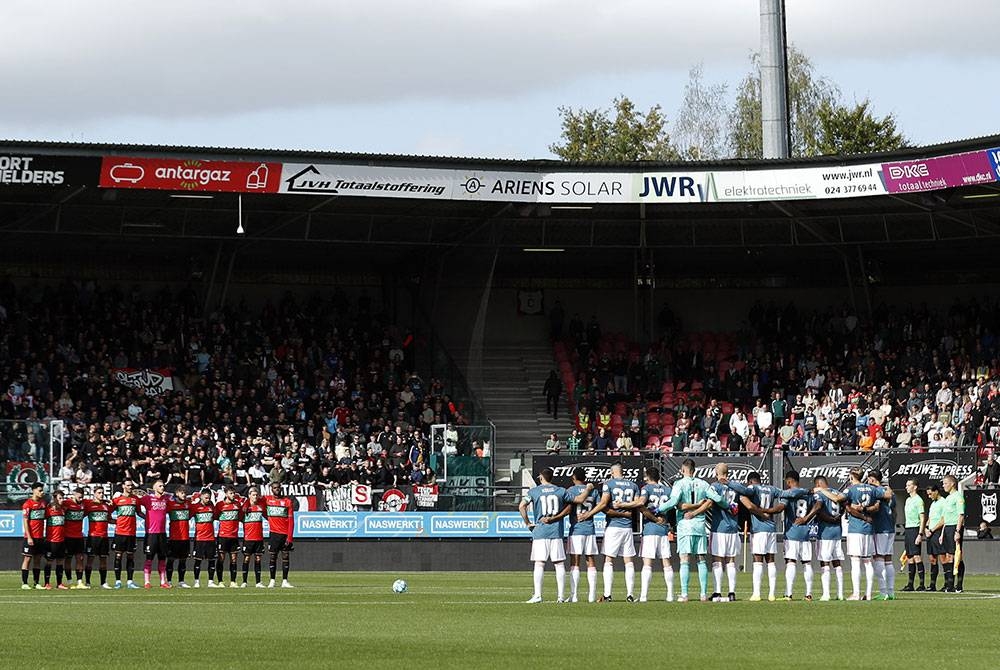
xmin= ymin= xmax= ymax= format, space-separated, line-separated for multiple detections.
xmin=519 ymin=467 xmax=572 ymax=603
xmin=867 ymin=470 xmax=896 ymax=600
xmin=653 ymin=459 xmax=724 ymax=602
xmin=615 ymin=466 xmax=674 ymax=602
xmin=777 ymin=471 xmax=821 ymax=601
xmin=708 ymin=463 xmax=741 ymax=602
xmin=565 ymin=467 xmax=600 ymax=602
xmin=585 ymin=462 xmax=641 ymax=602
xmin=728 ymin=472 xmax=782 ymax=601
xmin=817 ymin=468 xmax=891 ymax=600
xmin=812 ymin=475 xmax=845 ymax=601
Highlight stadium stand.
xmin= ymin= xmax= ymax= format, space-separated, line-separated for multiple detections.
xmin=0 ymin=278 xmax=466 ymax=490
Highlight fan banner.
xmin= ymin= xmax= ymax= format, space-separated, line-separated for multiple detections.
xmin=111 ymin=367 xmax=178 ymax=397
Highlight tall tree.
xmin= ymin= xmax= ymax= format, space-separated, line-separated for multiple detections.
xmin=549 ymin=95 xmax=679 ymax=161
xmin=813 ymin=99 xmax=908 ymax=155
xmin=673 ymin=64 xmax=729 ymax=160
xmin=729 ymin=45 xmax=840 ymax=159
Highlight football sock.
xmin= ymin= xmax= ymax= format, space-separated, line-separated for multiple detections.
xmin=230 ymin=561 xmax=238 ymax=583
xmin=126 ymin=556 xmax=135 ymax=582
xmin=752 ymin=561 xmax=763 ymax=597
xmin=281 ymin=555 xmax=290 ymax=581
xmin=886 ymin=560 xmax=895 ymax=594
xmin=640 ymin=566 xmax=652 ymax=600
xmin=554 ymin=563 xmax=566 ymax=600
xmin=956 ymin=561 xmax=964 ymax=589
xmin=21 ymin=569 xmax=29 ymax=585
xmin=254 ymin=559 xmax=261 ymax=585
xmin=33 ymin=567 xmax=41 ymax=584
xmin=178 ymin=562 xmax=187 ymax=583
xmin=166 ymin=561 xmax=174 ymax=583
xmin=99 ymin=569 xmax=107 ymax=585
xmin=712 ymin=561 xmax=723 ymax=594
xmin=193 ymin=559 xmax=202 ymax=581
xmin=907 ymin=562 xmax=916 ymax=587
xmin=850 ymin=557 xmax=861 ymax=596
xmin=207 ymin=559 xmax=216 ymax=582
xmin=696 ymin=559 xmax=708 ymax=597
xmin=76 ymin=568 xmax=83 ymax=582
xmin=874 ymin=559 xmax=886 ymax=594
xmin=243 ymin=558 xmax=251 ymax=584
xmin=663 ymin=565 xmax=674 ymax=600
xmin=44 ymin=565 xmax=51 ymax=584
xmin=144 ymin=559 xmax=152 ymax=584
xmin=270 ymin=554 xmax=278 ymax=581
xmin=587 ymin=567 xmax=597 ymax=602
xmin=785 ymin=562 xmax=797 ymax=596
xmin=943 ymin=562 xmax=954 ymax=589
xmin=532 ymin=562 xmax=544 ymax=598
xmin=158 ymin=560 xmax=167 ymax=584
xmin=766 ymin=562 xmax=777 ymax=598
xmin=930 ymin=563 xmax=938 ymax=588
xmin=55 ymin=565 xmax=64 ymax=585
xmin=863 ymin=559 xmax=874 ymax=599
xmin=215 ymin=560 xmax=223 ymax=583
xmin=679 ymin=562 xmax=690 ymax=597
xmin=570 ymin=567 xmax=580 ymax=599
xmin=821 ymin=565 xmax=831 ymax=599
xmin=85 ymin=567 xmax=93 ymax=585
xmin=835 ymin=565 xmax=844 ymax=598
xmin=602 ymin=563 xmax=614 ymax=597
xmin=114 ymin=555 xmax=122 ymax=581
xmin=624 ymin=562 xmax=635 ymax=597
xmin=726 ymin=562 xmax=737 ymax=594
xmin=802 ymin=563 xmax=813 ymax=596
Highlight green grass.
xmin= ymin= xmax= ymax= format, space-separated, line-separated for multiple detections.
xmin=2 ymin=570 xmax=998 ymax=669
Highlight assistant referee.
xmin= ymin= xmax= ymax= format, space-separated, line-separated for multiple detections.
xmin=902 ymin=478 xmax=926 ymax=591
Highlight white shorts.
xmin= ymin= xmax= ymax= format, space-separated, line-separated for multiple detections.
xmin=710 ymin=532 xmax=740 ymax=558
xmin=783 ymin=539 xmax=812 ymax=562
xmin=602 ymin=526 xmax=636 ymax=558
xmin=751 ymin=532 xmax=777 ymax=555
xmin=639 ymin=535 xmax=672 ymax=560
xmin=817 ymin=539 xmax=845 ymax=562
xmin=874 ymin=532 xmax=894 ymax=556
xmin=530 ymin=538 xmax=566 ymax=563
xmin=846 ymin=532 xmax=874 ymax=558
xmin=566 ymin=534 xmax=600 ymax=556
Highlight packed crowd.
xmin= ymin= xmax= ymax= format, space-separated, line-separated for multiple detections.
xmin=0 ymin=279 xmax=467 ymax=494
xmin=546 ymin=299 xmax=1000 ymax=455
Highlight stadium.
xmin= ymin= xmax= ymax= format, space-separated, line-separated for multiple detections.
xmin=3 ymin=4 xmax=1000 ymax=670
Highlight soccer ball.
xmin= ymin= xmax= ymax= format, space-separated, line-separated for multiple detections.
xmin=392 ymin=579 xmax=408 ymax=594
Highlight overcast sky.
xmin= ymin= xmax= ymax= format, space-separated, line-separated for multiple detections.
xmin=2 ymin=0 xmax=997 ymax=158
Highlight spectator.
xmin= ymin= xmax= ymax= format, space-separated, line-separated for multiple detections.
xmin=566 ymin=429 xmax=582 ymax=454
xmin=984 ymin=453 xmax=1000 ymax=487
xmin=544 ymin=433 xmax=561 ymax=454
xmin=593 ymin=428 xmax=612 ymax=453
xmin=615 ymin=430 xmax=633 ymax=455
xmin=543 ymin=371 xmax=562 ymax=421
xmin=978 ymin=522 xmax=994 ymax=540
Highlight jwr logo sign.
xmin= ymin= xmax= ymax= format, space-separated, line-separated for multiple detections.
xmin=888 ymin=164 xmax=930 ymax=179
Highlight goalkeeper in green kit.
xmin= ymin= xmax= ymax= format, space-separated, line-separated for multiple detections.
xmin=652 ymin=458 xmax=724 ymax=602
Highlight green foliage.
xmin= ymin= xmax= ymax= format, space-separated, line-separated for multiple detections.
xmin=549 ymin=95 xmax=679 ymax=162
xmin=813 ymin=99 xmax=908 ymax=155
xmin=673 ymin=64 xmax=730 ymax=160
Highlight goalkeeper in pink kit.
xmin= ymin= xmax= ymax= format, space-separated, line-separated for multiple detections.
xmin=138 ymin=480 xmax=173 ymax=589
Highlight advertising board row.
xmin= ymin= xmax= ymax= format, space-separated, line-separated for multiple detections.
xmin=5 ymin=146 xmax=1000 ymax=204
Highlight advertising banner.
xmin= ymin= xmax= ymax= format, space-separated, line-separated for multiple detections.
xmin=99 ymin=156 xmax=281 ymax=193
xmin=782 ymin=452 xmax=881 ymax=490
xmin=885 ymin=451 xmax=977 ymax=490
xmin=880 ymin=151 xmax=994 ymax=193
xmin=291 ymin=511 xmax=609 ymax=539
xmin=531 ymin=455 xmax=645 ymax=489
xmin=964 ymin=488 xmax=998 ymax=528
xmin=708 ymin=164 xmax=886 ymax=202
xmin=281 ymin=163 xmax=452 ymax=199
xmin=660 ymin=454 xmax=772 ymax=485
xmin=0 ymin=154 xmax=100 ymax=187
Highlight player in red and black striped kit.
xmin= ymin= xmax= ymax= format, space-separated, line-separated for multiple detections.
xmin=20 ymin=482 xmax=46 ymax=589
xmin=262 ymin=488 xmax=295 ymax=588
xmin=62 ymin=487 xmax=87 ymax=588
xmin=84 ymin=487 xmax=114 ymax=588
xmin=43 ymin=491 xmax=68 ymax=589
xmin=189 ymin=488 xmax=218 ymax=588
xmin=214 ymin=486 xmax=243 ymax=587
xmin=240 ymin=487 xmax=267 ymax=588
xmin=165 ymin=486 xmax=193 ymax=588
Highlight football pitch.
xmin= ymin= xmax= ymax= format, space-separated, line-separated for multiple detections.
xmin=2 ymin=570 xmax=997 ymax=669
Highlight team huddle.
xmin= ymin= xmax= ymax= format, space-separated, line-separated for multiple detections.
xmin=20 ymin=479 xmax=296 ymax=590
xmin=520 ymin=459 xmax=966 ymax=603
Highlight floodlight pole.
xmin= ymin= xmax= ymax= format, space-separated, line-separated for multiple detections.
xmin=760 ymin=0 xmax=790 ymax=159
